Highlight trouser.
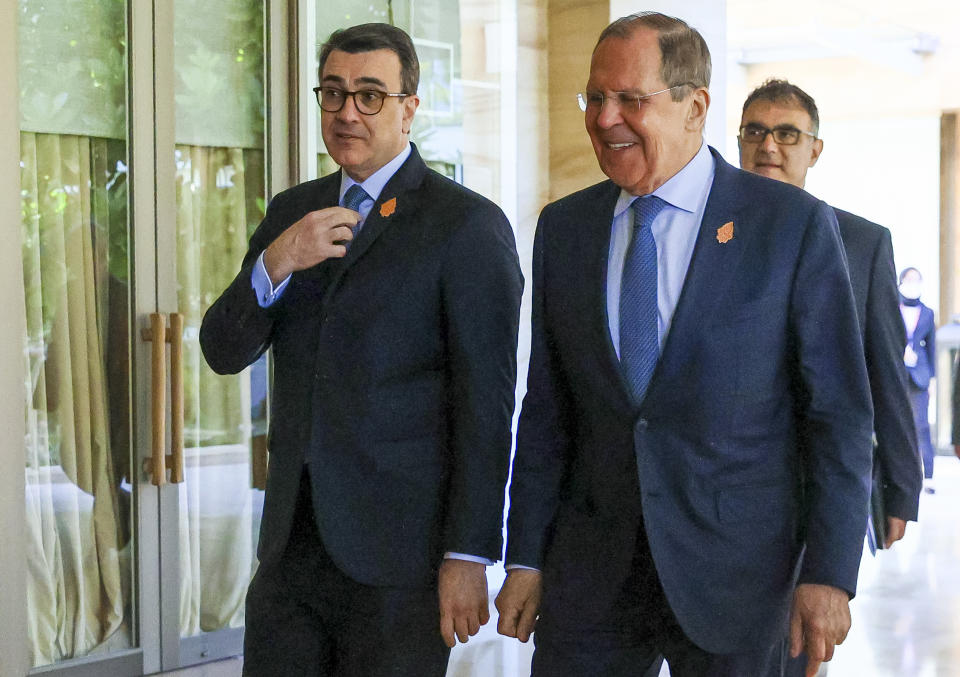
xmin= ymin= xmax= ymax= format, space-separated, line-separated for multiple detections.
xmin=531 ymin=524 xmax=789 ymax=677
xmin=910 ymin=388 xmax=935 ymax=479
xmin=242 ymin=471 xmax=450 ymax=676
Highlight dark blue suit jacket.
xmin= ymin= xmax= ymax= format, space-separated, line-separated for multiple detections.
xmin=506 ymin=149 xmax=874 ymax=653
xmin=200 ymin=145 xmax=523 ymax=586
xmin=834 ymin=209 xmax=921 ymax=521
xmin=904 ymin=301 xmax=936 ymax=390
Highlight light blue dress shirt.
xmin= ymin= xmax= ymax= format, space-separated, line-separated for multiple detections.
xmin=606 ymin=141 xmax=715 ymax=357
xmin=251 ymin=143 xmax=412 ymax=306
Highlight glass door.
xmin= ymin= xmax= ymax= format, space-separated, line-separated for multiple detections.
xmin=154 ymin=0 xmax=270 ymax=670
xmin=18 ymin=0 xmax=141 ymax=673
xmin=17 ymin=0 xmax=275 ymax=674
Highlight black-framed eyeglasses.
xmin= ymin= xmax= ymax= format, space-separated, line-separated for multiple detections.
xmin=738 ymin=124 xmax=817 ymax=146
xmin=313 ymin=86 xmax=410 ymax=115
xmin=576 ymin=84 xmax=695 ymax=112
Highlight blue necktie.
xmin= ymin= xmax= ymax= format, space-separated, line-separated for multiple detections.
xmin=620 ymin=196 xmax=667 ymax=404
xmin=341 ymin=184 xmax=370 ymax=247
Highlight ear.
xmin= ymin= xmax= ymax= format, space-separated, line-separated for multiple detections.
xmin=684 ymin=87 xmax=710 ymax=132
xmin=808 ymin=137 xmax=824 ymax=168
xmin=401 ymin=95 xmax=420 ymax=134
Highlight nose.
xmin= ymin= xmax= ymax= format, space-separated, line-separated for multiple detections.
xmin=759 ymin=131 xmax=779 ymax=153
xmin=594 ymin=98 xmax=624 ymax=129
xmin=336 ymin=93 xmax=363 ymax=121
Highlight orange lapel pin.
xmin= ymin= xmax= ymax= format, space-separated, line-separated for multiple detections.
xmin=716 ymin=221 xmax=734 ymax=244
xmin=379 ymin=197 xmax=397 ymax=218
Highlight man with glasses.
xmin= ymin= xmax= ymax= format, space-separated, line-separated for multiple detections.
xmin=496 ymin=12 xmax=872 ymax=677
xmin=739 ymin=78 xmax=921 ymax=555
xmin=200 ymin=22 xmax=522 ymax=676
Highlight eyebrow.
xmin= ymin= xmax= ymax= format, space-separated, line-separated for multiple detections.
xmin=744 ymin=122 xmax=802 ymax=130
xmin=321 ymin=74 xmax=389 ymax=89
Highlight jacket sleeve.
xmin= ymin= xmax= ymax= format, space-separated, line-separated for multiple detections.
xmin=438 ymin=202 xmax=524 ymax=561
xmin=864 ymin=229 xmax=922 ymax=521
xmin=924 ymin=309 xmax=937 ymax=378
xmin=504 ymin=211 xmax=575 ymax=568
xmin=792 ymin=202 xmax=874 ymax=597
xmin=199 ymin=192 xmax=291 ymax=375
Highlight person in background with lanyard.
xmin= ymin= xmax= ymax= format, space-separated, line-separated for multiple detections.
xmin=899 ymin=267 xmax=937 ymax=494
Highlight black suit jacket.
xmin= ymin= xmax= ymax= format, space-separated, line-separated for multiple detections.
xmin=834 ymin=208 xmax=921 ymax=521
xmin=506 ymin=149 xmax=874 ymax=654
xmin=200 ymin=144 xmax=523 ymax=587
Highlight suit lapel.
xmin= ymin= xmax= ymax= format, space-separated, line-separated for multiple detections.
xmin=643 ymin=151 xmax=750 ymax=410
xmin=292 ymin=175 xmax=342 ymax=288
xmin=319 ymin=144 xmax=428 ymax=309
xmin=584 ymin=182 xmax=637 ymax=405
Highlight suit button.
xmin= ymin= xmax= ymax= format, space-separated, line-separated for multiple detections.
xmin=637 ymin=418 xmax=649 ymax=429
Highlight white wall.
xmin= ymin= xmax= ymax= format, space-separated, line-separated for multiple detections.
xmin=609 ymin=0 xmax=728 ymax=156
xmin=805 ymin=116 xmax=941 ymax=314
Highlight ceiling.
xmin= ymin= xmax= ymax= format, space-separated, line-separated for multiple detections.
xmin=727 ymin=0 xmax=958 ymax=74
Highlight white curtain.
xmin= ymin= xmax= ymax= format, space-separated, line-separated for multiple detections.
xmin=21 ymin=132 xmax=127 ymax=666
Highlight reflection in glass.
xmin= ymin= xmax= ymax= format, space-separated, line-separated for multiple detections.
xmin=18 ymin=0 xmax=133 ymax=667
xmin=173 ymin=0 xmax=267 ymax=637
xmin=315 ymin=0 xmax=501 ymax=199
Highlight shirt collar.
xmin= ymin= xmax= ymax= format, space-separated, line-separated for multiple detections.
xmin=339 ymin=142 xmax=412 ymax=204
xmin=614 ymin=140 xmax=713 ymax=218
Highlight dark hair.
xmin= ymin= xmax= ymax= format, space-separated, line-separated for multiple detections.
xmin=595 ymin=12 xmax=711 ymax=102
xmin=899 ymin=267 xmax=922 ymax=284
xmin=318 ymin=23 xmax=420 ymax=95
xmin=742 ymin=78 xmax=820 ymax=136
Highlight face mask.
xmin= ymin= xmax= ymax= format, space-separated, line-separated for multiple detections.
xmin=899 ymin=282 xmax=922 ymax=300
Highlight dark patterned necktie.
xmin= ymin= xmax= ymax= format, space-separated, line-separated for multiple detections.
xmin=619 ymin=196 xmax=668 ymax=404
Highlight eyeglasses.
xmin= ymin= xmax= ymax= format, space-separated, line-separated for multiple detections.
xmin=313 ymin=86 xmax=410 ymax=115
xmin=738 ymin=124 xmax=817 ymax=146
xmin=576 ymin=84 xmax=693 ymax=112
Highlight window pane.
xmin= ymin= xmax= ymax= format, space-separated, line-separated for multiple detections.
xmin=173 ymin=0 xmax=267 ymax=638
xmin=315 ymin=0 xmax=502 ymax=203
xmin=18 ymin=0 xmax=133 ymax=667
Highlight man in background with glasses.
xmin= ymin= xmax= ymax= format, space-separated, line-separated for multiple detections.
xmin=497 ymin=12 xmax=872 ymax=677
xmin=739 ymin=79 xmax=922 ymax=563
xmin=200 ymin=22 xmax=522 ymax=676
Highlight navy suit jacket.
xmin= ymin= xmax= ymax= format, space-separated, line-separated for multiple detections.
xmin=200 ymin=144 xmax=523 ymax=587
xmin=506 ymin=149 xmax=874 ymax=653
xmin=904 ymin=301 xmax=936 ymax=391
xmin=834 ymin=209 xmax=921 ymax=520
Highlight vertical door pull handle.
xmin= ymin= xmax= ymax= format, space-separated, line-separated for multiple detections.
xmin=168 ymin=313 xmax=185 ymax=483
xmin=141 ymin=313 xmax=185 ymax=485
xmin=147 ymin=313 xmax=167 ymax=486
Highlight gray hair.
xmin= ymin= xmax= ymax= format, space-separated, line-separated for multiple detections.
xmin=596 ymin=12 xmax=711 ymax=102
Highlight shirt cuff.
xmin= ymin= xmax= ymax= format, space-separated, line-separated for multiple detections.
xmin=251 ymin=251 xmax=291 ymax=307
xmin=505 ymin=564 xmax=541 ymax=572
xmin=444 ymin=552 xmax=495 ymax=566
